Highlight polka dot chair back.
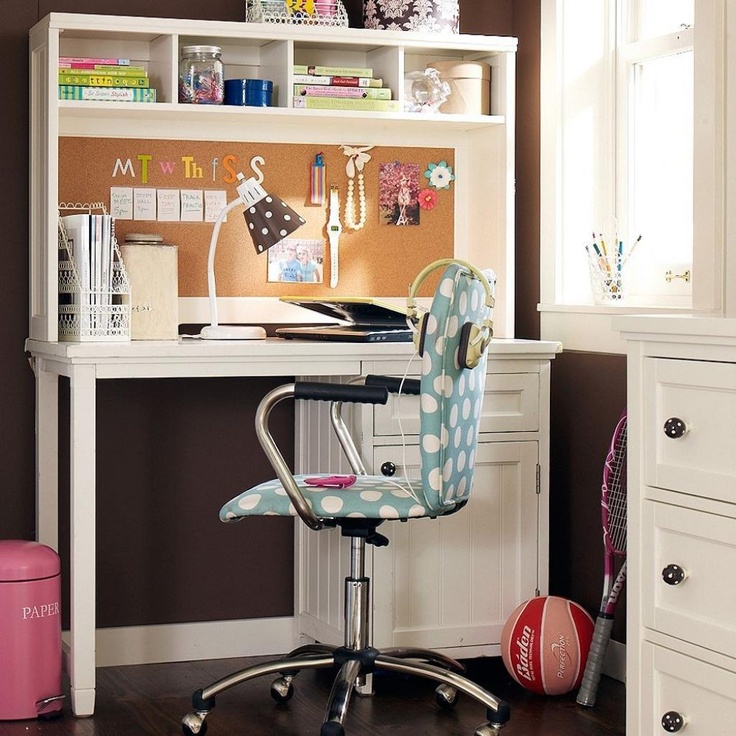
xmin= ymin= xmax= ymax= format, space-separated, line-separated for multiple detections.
xmin=417 ymin=263 xmax=496 ymax=514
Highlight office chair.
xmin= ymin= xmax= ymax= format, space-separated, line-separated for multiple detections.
xmin=182 ymin=259 xmax=510 ymax=736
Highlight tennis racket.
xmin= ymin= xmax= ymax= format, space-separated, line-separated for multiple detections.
xmin=577 ymin=410 xmax=627 ymax=707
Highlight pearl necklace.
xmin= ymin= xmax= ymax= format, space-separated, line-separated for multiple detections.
xmin=345 ymin=171 xmax=367 ymax=230
xmin=340 ymin=144 xmax=373 ymax=231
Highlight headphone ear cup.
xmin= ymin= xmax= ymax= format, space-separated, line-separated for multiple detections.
xmin=459 ymin=322 xmax=488 ymax=369
xmin=415 ymin=314 xmax=428 ymax=356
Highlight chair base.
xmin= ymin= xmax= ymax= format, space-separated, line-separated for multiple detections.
xmin=182 ymin=642 xmax=510 ymax=736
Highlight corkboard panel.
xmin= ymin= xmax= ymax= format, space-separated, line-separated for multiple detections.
xmin=59 ymin=138 xmax=455 ymax=299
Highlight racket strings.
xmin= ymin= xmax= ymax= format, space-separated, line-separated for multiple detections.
xmin=603 ymin=418 xmax=627 ymax=554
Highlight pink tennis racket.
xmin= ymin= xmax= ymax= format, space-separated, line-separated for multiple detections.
xmin=577 ymin=410 xmax=627 ymax=707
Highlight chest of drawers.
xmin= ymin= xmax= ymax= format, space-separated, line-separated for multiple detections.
xmin=616 ymin=315 xmax=736 ymax=736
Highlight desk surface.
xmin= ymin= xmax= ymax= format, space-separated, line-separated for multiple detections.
xmin=25 ymin=337 xmax=562 ymax=379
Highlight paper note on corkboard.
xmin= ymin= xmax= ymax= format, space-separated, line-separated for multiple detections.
xmin=59 ymin=138 xmax=455 ymax=300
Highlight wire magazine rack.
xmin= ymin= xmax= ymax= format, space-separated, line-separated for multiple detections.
xmin=245 ymin=0 xmax=349 ymax=26
xmin=58 ymin=202 xmax=131 ymax=342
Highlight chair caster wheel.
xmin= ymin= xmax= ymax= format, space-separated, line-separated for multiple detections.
xmin=270 ymin=675 xmax=295 ymax=703
xmin=182 ymin=711 xmax=208 ymax=736
xmin=320 ymin=722 xmax=345 ymax=736
xmin=434 ymin=683 xmax=458 ymax=708
xmin=474 ymin=723 xmax=504 ymax=736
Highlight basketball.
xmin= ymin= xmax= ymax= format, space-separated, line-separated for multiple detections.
xmin=500 ymin=596 xmax=594 ymax=696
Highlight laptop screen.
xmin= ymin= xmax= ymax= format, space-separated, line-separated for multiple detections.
xmin=276 ymin=297 xmax=413 ymax=342
xmin=279 ymin=297 xmax=410 ymax=327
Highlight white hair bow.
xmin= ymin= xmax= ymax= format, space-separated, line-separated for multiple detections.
xmin=340 ymin=144 xmax=374 ymax=177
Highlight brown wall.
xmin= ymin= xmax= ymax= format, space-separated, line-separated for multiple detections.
xmin=2 ymin=0 xmax=627 ymax=641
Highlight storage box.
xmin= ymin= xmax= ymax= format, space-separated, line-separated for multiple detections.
xmin=121 ymin=235 xmax=179 ymax=340
xmin=57 ymin=212 xmax=131 ymax=342
xmin=426 ymin=60 xmax=491 ymax=115
xmin=364 ymin=0 xmax=459 ymax=33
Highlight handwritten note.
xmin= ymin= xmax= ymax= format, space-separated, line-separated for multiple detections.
xmin=110 ymin=187 xmax=133 ymax=219
xmin=180 ymin=190 xmax=203 ymax=222
xmin=133 ymin=188 xmax=157 ymax=220
xmin=204 ymin=190 xmax=228 ymax=223
xmin=157 ymin=189 xmax=180 ymax=221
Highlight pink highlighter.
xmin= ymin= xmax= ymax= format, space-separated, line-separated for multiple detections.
xmin=305 ymin=474 xmax=357 ymax=488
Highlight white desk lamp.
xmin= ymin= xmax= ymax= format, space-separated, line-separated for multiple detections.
xmin=200 ymin=160 xmax=306 ymax=340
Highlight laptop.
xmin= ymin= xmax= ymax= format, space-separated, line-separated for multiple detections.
xmin=275 ymin=297 xmax=413 ymax=342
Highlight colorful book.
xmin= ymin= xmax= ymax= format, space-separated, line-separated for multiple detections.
xmin=292 ymin=96 xmax=399 ymax=112
xmin=293 ymin=64 xmax=373 ymax=78
xmin=58 ymin=85 xmax=157 ymax=102
xmin=58 ymin=74 xmax=150 ymax=87
xmin=58 ymin=66 xmax=147 ymax=77
xmin=292 ymin=74 xmax=383 ymax=88
xmin=294 ymin=84 xmax=392 ymax=100
xmin=59 ymin=56 xmax=131 ymax=66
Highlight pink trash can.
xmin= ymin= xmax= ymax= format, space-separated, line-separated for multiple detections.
xmin=0 ymin=540 xmax=64 ymax=719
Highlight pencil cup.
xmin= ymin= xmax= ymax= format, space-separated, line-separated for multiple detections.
xmin=588 ymin=251 xmax=625 ymax=304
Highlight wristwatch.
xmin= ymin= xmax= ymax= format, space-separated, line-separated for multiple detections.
xmin=328 ymin=185 xmax=342 ymax=288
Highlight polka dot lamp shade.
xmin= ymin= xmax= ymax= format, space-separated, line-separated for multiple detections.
xmin=238 ymin=176 xmax=306 ymax=253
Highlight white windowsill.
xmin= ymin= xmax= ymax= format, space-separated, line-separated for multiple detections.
xmin=538 ymin=302 xmax=701 ymax=354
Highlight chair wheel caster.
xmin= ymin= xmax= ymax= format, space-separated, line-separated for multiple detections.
xmin=182 ymin=711 xmax=208 ymax=736
xmin=474 ymin=723 xmax=504 ymax=736
xmin=270 ymin=675 xmax=295 ymax=703
xmin=320 ymin=722 xmax=345 ymax=736
xmin=434 ymin=683 xmax=458 ymax=708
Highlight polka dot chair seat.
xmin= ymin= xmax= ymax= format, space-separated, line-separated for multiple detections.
xmin=220 ymin=261 xmax=496 ymax=526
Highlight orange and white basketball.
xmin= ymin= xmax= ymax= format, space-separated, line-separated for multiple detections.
xmin=500 ymin=596 xmax=594 ymax=695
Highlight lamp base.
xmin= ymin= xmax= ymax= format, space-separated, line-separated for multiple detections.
xmin=200 ymin=325 xmax=267 ymax=340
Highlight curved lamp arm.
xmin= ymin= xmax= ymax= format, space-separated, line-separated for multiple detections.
xmin=206 ymin=197 xmax=242 ymax=330
xmin=200 ymin=172 xmax=267 ymax=340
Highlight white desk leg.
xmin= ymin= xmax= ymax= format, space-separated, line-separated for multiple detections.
xmin=36 ymin=363 xmax=59 ymax=550
xmin=68 ymin=364 xmax=97 ymax=717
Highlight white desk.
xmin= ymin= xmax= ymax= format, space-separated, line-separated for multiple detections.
xmin=25 ymin=336 xmax=559 ymax=717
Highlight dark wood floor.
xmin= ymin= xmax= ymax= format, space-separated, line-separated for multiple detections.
xmin=0 ymin=656 xmax=625 ymax=736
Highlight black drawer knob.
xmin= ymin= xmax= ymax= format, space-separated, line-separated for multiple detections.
xmin=662 ymin=564 xmax=686 ymax=586
xmin=380 ymin=461 xmax=396 ymax=477
xmin=663 ymin=417 xmax=687 ymax=439
xmin=661 ymin=710 xmax=685 ymax=732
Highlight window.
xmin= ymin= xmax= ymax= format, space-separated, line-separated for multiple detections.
xmin=541 ymin=0 xmax=695 ymax=317
xmin=539 ymin=0 xmax=733 ymax=353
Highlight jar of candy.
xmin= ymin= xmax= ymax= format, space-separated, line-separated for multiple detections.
xmin=179 ymin=45 xmax=224 ymax=104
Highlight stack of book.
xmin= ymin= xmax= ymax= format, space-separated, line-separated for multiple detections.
xmin=292 ymin=64 xmax=398 ymax=112
xmin=58 ymin=56 xmax=156 ymax=103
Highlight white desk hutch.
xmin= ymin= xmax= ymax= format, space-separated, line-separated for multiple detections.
xmin=27 ymin=13 xmax=559 ymax=716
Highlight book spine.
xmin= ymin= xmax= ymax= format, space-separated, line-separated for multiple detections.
xmin=59 ymin=56 xmax=130 ymax=66
xmin=293 ymin=64 xmax=373 ymax=78
xmin=294 ymin=85 xmax=392 ymax=100
xmin=292 ymin=96 xmax=399 ymax=112
xmin=291 ymin=74 xmax=383 ymax=88
xmin=58 ymin=85 xmax=157 ymax=102
xmin=58 ymin=74 xmax=150 ymax=87
xmin=58 ymin=66 xmax=147 ymax=77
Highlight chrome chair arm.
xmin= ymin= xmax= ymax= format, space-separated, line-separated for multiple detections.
xmin=255 ymin=381 xmax=389 ymax=530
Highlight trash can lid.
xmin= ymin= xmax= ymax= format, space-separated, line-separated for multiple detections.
xmin=0 ymin=540 xmax=60 ymax=581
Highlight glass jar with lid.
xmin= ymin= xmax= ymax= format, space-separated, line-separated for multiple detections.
xmin=178 ymin=45 xmax=224 ymax=104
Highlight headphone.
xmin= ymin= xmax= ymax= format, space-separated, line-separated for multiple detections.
xmin=406 ymin=258 xmax=496 ymax=370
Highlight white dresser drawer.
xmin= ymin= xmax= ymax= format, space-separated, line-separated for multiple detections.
xmin=373 ymin=372 xmax=539 ymax=436
xmin=640 ymin=643 xmax=736 ymax=735
xmin=644 ymin=358 xmax=736 ymax=503
xmin=643 ymin=500 xmax=736 ymax=659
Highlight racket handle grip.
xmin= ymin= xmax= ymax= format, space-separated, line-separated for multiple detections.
xmin=576 ymin=616 xmax=614 ymax=707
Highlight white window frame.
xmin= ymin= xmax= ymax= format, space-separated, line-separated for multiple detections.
xmin=539 ymin=0 xmax=731 ymax=353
